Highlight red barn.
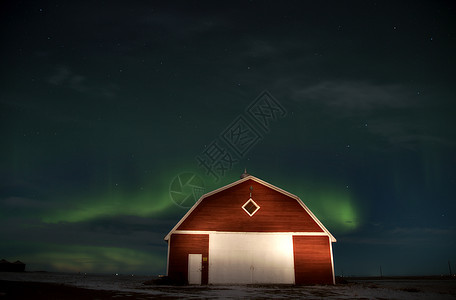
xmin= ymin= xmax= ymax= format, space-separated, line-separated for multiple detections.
xmin=164 ymin=173 xmax=336 ymax=285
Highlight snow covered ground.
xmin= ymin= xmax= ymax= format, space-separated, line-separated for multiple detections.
xmin=1 ymin=272 xmax=455 ymax=299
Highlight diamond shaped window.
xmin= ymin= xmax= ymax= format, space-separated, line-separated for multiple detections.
xmin=242 ymin=198 xmax=260 ymax=216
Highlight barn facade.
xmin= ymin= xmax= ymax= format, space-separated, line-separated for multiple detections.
xmin=164 ymin=173 xmax=336 ymax=285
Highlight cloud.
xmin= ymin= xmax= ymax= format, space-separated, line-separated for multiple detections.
xmin=0 ymin=195 xmax=56 ymax=219
xmin=367 ymin=118 xmax=456 ymax=149
xmin=0 ymin=215 xmax=171 ymax=273
xmin=3 ymin=242 xmax=165 ymax=274
xmin=0 ymin=215 xmax=171 ymax=247
xmin=288 ymin=80 xmax=455 ymax=149
xmin=341 ymin=226 xmax=456 ymax=246
xmin=47 ymin=66 xmax=89 ymax=93
xmin=292 ymin=81 xmax=415 ymax=113
xmin=48 ymin=66 xmax=72 ymax=85
xmin=245 ymin=40 xmax=279 ymax=58
xmin=47 ymin=65 xmax=118 ymax=98
xmin=138 ymin=10 xmax=230 ymax=40
xmin=1 ymin=197 xmax=44 ymax=209
xmin=390 ymin=227 xmax=455 ymax=236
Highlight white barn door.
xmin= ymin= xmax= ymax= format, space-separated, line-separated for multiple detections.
xmin=188 ymin=254 xmax=202 ymax=285
xmin=209 ymin=233 xmax=295 ymax=284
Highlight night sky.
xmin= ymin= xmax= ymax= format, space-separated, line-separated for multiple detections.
xmin=1 ymin=1 xmax=455 ymax=276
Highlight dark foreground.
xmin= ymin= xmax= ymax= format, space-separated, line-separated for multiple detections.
xmin=0 ymin=280 xmax=140 ymax=300
xmin=1 ymin=273 xmax=456 ymax=299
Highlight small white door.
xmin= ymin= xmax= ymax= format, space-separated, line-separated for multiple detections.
xmin=188 ymin=254 xmax=202 ymax=285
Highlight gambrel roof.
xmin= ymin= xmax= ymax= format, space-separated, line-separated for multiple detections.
xmin=165 ymin=175 xmax=336 ymax=242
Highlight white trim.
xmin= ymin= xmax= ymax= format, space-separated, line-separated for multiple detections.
xmin=329 ymin=235 xmax=336 ymax=285
xmin=166 ymin=236 xmax=170 ymax=276
xmin=208 ymin=237 xmax=212 ymax=285
xmin=172 ymin=230 xmax=329 ymax=236
xmin=164 ymin=175 xmax=336 ymax=242
xmin=242 ymin=198 xmax=260 ymax=216
xmin=290 ymin=235 xmax=296 ymax=285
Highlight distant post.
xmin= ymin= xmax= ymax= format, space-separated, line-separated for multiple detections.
xmin=449 ymin=260 xmax=453 ymax=277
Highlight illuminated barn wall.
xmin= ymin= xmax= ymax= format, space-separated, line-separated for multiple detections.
xmin=165 ymin=175 xmax=336 ymax=285
xmin=208 ymin=233 xmax=295 ymax=284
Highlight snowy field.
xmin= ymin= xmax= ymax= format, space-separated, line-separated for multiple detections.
xmin=1 ymin=272 xmax=455 ymax=299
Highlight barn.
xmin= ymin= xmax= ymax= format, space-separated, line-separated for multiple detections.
xmin=164 ymin=172 xmax=336 ymax=285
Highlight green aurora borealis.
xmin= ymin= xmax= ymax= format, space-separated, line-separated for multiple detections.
xmin=1 ymin=1 xmax=455 ymax=276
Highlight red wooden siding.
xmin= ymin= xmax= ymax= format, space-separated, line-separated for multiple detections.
xmin=168 ymin=234 xmax=209 ymax=284
xmin=178 ymin=180 xmax=322 ymax=232
xmin=293 ymin=236 xmax=333 ymax=285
